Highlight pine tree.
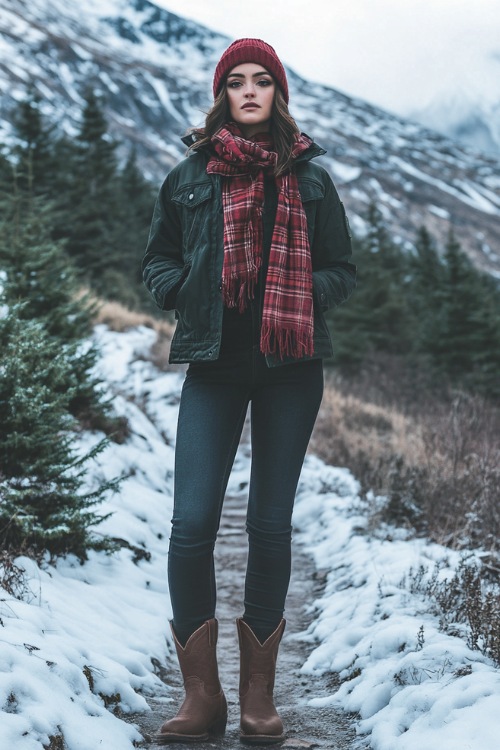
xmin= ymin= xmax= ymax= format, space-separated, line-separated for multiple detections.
xmin=62 ymin=89 xmax=121 ymax=287
xmin=111 ymin=148 xmax=157 ymax=310
xmin=0 ymin=307 xmax=118 ymax=559
xmin=409 ymin=226 xmax=446 ymax=359
xmin=326 ymin=203 xmax=412 ymax=367
xmin=0 ymin=180 xmax=111 ymax=426
xmin=433 ymin=231 xmax=500 ymax=397
xmin=12 ymin=88 xmax=56 ymax=195
xmin=470 ymin=275 xmax=500 ymax=398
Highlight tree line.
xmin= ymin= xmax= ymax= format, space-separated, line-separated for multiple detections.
xmin=327 ymin=205 xmax=500 ymax=401
xmin=0 ymin=88 xmax=156 ymax=311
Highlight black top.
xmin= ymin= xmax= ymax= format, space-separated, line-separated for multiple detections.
xmin=220 ymin=175 xmax=278 ymax=353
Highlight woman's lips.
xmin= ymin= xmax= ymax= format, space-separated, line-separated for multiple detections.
xmin=241 ymin=103 xmax=260 ymax=109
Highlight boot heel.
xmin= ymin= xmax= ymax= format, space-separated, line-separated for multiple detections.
xmin=210 ymin=713 xmax=228 ymax=736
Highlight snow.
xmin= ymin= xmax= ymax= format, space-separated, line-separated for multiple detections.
xmin=293 ymin=459 xmax=500 ymax=749
xmin=1 ymin=325 xmax=499 ymax=748
xmin=428 ymin=204 xmax=450 ymax=219
xmin=142 ymin=73 xmax=187 ymax=125
xmin=389 ymin=155 xmax=500 ymax=216
xmin=327 ymin=158 xmax=362 ymax=184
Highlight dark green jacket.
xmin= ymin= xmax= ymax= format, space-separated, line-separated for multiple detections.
xmin=142 ymin=139 xmax=356 ymax=367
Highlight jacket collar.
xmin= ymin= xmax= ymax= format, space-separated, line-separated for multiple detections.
xmin=181 ymin=132 xmax=198 ymax=148
xmin=296 ymin=138 xmax=326 ymax=163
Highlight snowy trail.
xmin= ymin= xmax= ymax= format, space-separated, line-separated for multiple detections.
xmin=1 ymin=325 xmax=499 ymax=750
xmin=125 ymin=488 xmax=359 ymax=748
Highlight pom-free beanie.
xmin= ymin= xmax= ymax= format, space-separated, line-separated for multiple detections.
xmin=213 ymin=38 xmax=289 ymax=103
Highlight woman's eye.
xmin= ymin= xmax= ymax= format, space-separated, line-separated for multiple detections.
xmin=257 ymin=79 xmax=272 ymax=87
xmin=227 ymin=81 xmax=241 ymax=88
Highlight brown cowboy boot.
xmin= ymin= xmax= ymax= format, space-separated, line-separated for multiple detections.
xmin=237 ymin=618 xmax=286 ymax=744
xmin=157 ymin=619 xmax=227 ymax=744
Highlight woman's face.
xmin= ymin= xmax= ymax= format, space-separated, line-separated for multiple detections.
xmin=226 ymin=63 xmax=275 ymax=138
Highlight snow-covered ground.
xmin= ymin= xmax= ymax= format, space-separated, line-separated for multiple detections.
xmin=1 ymin=326 xmax=499 ymax=749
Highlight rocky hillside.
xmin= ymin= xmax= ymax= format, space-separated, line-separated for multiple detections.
xmin=1 ymin=0 xmax=499 ymax=274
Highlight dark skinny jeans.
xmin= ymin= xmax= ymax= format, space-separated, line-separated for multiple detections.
xmin=168 ymin=343 xmax=324 ymax=646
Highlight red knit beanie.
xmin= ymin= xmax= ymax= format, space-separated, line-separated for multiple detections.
xmin=213 ymin=38 xmax=289 ymax=103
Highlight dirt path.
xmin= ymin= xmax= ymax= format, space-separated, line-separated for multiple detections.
xmin=126 ymin=489 xmax=361 ymax=749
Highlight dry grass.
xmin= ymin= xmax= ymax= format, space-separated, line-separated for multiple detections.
xmin=94 ymin=298 xmax=173 ymax=335
xmin=312 ymin=370 xmax=500 ymax=555
xmin=93 ymin=298 xmax=179 ymax=372
xmin=311 ymin=386 xmax=427 ymax=475
xmin=43 ymin=736 xmax=65 ymax=750
xmin=403 ymin=557 xmax=500 ymax=666
xmin=0 ymin=550 xmax=30 ymax=600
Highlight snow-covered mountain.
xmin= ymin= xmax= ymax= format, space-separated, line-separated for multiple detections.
xmin=1 ymin=0 xmax=499 ymax=275
xmin=406 ymin=49 xmax=500 ymax=161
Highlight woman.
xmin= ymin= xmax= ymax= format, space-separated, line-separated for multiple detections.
xmin=142 ymin=38 xmax=356 ymax=745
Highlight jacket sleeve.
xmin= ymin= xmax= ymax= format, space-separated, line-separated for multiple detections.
xmin=311 ymin=174 xmax=356 ymax=311
xmin=141 ymin=175 xmax=188 ymax=311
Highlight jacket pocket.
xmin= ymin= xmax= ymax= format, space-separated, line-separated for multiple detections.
xmin=172 ymin=183 xmax=213 ymax=257
xmin=298 ymin=178 xmax=325 ymax=203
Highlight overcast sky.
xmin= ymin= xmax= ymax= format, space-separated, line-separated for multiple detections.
xmin=155 ymin=0 xmax=500 ymax=116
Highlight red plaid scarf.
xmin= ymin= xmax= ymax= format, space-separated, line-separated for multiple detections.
xmin=206 ymin=124 xmax=315 ymax=360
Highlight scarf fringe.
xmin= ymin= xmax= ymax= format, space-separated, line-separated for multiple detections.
xmin=260 ymin=323 xmax=315 ymax=361
xmin=222 ymin=273 xmax=258 ymax=313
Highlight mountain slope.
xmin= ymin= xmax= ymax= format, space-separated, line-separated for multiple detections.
xmin=0 ymin=0 xmax=499 ymax=274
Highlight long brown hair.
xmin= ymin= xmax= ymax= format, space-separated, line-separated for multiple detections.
xmin=187 ymin=86 xmax=301 ymax=176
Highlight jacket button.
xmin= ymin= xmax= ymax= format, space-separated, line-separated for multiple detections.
xmin=188 ymin=193 xmax=194 ymax=200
